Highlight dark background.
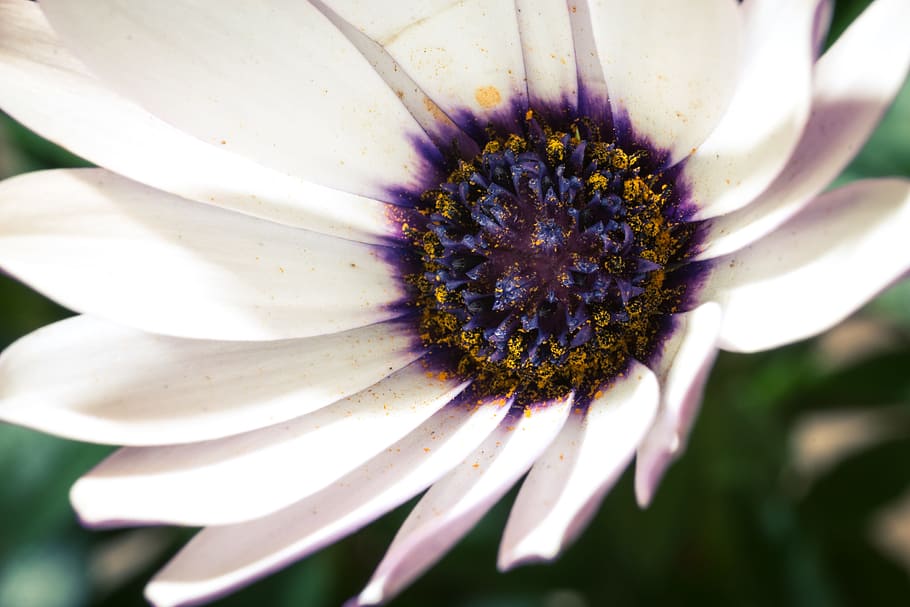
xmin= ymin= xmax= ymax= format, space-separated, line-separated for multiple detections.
xmin=2 ymin=1 xmax=910 ymax=605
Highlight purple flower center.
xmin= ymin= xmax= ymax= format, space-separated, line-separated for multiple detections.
xmin=403 ymin=111 xmax=698 ymax=403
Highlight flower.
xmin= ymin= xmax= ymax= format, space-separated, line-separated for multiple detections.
xmin=0 ymin=0 xmax=908 ymax=605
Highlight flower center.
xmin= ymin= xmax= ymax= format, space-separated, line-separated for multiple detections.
xmin=404 ymin=111 xmax=696 ymax=403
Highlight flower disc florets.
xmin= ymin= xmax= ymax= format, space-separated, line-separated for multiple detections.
xmin=405 ymin=111 xmax=697 ymax=403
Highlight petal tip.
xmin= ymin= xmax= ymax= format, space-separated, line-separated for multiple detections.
xmin=634 ymin=453 xmax=665 ymax=509
xmin=69 ymin=478 xmax=128 ymax=529
xmin=497 ymin=544 xmax=554 ymax=572
xmin=498 ymin=524 xmax=564 ymax=572
xmin=353 ymin=579 xmax=386 ymax=607
xmin=635 ymin=486 xmax=654 ymax=509
xmin=144 ymin=582 xmax=182 ymax=607
xmin=68 ymin=478 xmax=96 ymax=523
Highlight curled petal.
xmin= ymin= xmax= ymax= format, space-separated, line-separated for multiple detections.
xmin=69 ymin=362 xmax=469 ymax=526
xmin=352 ymin=396 xmax=573 ymax=606
xmin=635 ymin=303 xmax=723 ymax=507
xmin=698 ymin=0 xmax=910 ymax=259
xmin=701 ymin=178 xmax=910 ymax=353
xmin=688 ymin=0 xmax=818 ymax=219
xmin=498 ymin=361 xmax=659 ymax=569
xmin=144 ymin=398 xmax=509 ymax=607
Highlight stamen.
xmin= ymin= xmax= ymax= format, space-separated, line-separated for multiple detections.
xmin=404 ymin=111 xmax=697 ymax=404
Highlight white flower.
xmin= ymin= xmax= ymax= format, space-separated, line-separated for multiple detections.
xmin=0 ymin=0 xmax=908 ymax=606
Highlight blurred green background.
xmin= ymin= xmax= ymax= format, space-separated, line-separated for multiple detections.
xmin=2 ymin=1 xmax=910 ymax=606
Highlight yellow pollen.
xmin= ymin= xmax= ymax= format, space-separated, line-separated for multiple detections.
xmin=504 ymin=133 xmax=527 ymax=154
xmin=587 ymin=173 xmax=609 ymax=192
xmin=403 ymin=109 xmax=695 ymax=404
xmin=546 ymin=137 xmax=566 ymax=163
xmin=483 ymin=140 xmax=502 ymax=154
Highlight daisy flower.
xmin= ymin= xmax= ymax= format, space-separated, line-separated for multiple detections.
xmin=1 ymin=0 xmax=909 ymax=605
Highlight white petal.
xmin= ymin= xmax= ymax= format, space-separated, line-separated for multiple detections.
xmin=326 ymin=0 xmax=528 ymax=134
xmin=0 ymin=0 xmax=396 ymax=244
xmin=568 ymin=0 xmax=609 ymax=121
xmin=0 ymin=169 xmax=405 ymax=341
xmin=354 ymin=396 xmax=573 ymax=607
xmin=311 ymin=2 xmax=479 ymax=157
xmin=38 ymin=0 xmax=436 ymax=198
xmin=635 ymin=303 xmax=723 ymax=507
xmin=0 ymin=315 xmax=421 ymax=446
xmin=687 ymin=0 xmax=818 ymax=219
xmin=587 ymin=0 xmax=743 ymax=163
xmin=69 ymin=361 xmax=468 ymax=526
xmin=145 ymin=397 xmax=510 ymax=607
xmin=701 ymin=178 xmax=910 ymax=353
xmin=498 ymin=362 xmax=659 ymax=570
xmin=316 ymin=1 xmax=459 ymax=45
xmin=812 ymin=0 xmax=834 ymax=57
xmin=514 ymin=0 xmax=578 ymax=109
xmin=698 ymin=0 xmax=910 ymax=259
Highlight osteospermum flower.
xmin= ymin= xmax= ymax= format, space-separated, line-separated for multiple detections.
xmin=1 ymin=0 xmax=909 ymax=604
